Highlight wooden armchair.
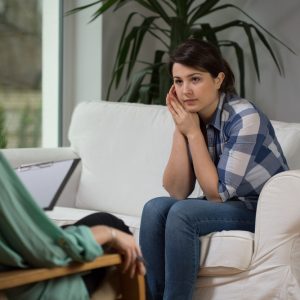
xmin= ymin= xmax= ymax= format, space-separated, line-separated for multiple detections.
xmin=0 ymin=253 xmax=145 ymax=300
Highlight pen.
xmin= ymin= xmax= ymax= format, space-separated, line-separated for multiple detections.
xmin=18 ymin=161 xmax=54 ymax=171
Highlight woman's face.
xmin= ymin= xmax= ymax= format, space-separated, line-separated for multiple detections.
xmin=172 ymin=63 xmax=224 ymax=122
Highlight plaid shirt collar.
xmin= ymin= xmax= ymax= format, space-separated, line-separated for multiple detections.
xmin=206 ymin=93 xmax=226 ymax=131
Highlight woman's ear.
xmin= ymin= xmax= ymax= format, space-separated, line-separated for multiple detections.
xmin=215 ymin=72 xmax=225 ymax=89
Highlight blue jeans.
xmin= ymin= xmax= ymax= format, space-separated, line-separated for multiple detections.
xmin=139 ymin=197 xmax=256 ymax=300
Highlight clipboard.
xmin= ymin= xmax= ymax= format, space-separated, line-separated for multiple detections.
xmin=15 ymin=159 xmax=80 ymax=210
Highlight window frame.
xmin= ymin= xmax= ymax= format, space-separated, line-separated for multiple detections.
xmin=42 ymin=0 xmax=63 ymax=147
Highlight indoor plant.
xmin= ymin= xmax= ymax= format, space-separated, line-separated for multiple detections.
xmin=69 ymin=0 xmax=295 ymax=104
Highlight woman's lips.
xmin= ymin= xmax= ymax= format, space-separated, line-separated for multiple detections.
xmin=183 ymin=99 xmax=197 ymax=105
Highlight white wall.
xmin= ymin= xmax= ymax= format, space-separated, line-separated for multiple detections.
xmin=62 ymin=0 xmax=102 ymax=145
xmin=221 ymin=0 xmax=300 ymax=123
xmin=63 ymin=0 xmax=300 ymax=124
xmin=101 ymin=2 xmax=158 ymax=102
xmin=101 ymin=0 xmax=300 ymax=123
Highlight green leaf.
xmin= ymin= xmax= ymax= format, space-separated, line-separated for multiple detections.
xmin=139 ymin=85 xmax=152 ymax=104
xmin=190 ymin=28 xmax=205 ymax=40
xmin=169 ymin=17 xmax=190 ymax=51
xmin=149 ymin=50 xmax=167 ymax=99
xmin=65 ymin=0 xmax=102 ymax=16
xmin=132 ymin=0 xmax=171 ymax=24
xmin=73 ymin=0 xmax=296 ymax=104
xmin=213 ymin=20 xmax=260 ymax=80
xmin=146 ymin=0 xmax=171 ymax=24
xmin=119 ymin=67 xmax=151 ymax=102
xmin=214 ymin=19 xmax=283 ymax=76
xmin=210 ymin=4 xmax=296 ymax=55
xmin=252 ymin=26 xmax=283 ymax=75
xmin=90 ymin=0 xmax=121 ymax=22
xmin=127 ymin=16 xmax=158 ymax=79
xmin=199 ymin=23 xmax=218 ymax=46
xmin=219 ymin=40 xmax=245 ymax=97
xmin=114 ymin=0 xmax=133 ymax=11
xmin=106 ymin=12 xmax=138 ymax=98
xmin=67 ymin=0 xmax=121 ymax=22
xmin=133 ymin=0 xmax=159 ymax=12
xmin=243 ymin=25 xmax=260 ymax=81
xmin=173 ymin=0 xmax=190 ymax=19
xmin=161 ymin=0 xmax=176 ymax=14
xmin=157 ymin=63 xmax=172 ymax=105
xmin=189 ymin=0 xmax=220 ymax=25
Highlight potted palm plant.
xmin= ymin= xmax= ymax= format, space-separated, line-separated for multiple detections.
xmin=69 ymin=0 xmax=295 ymax=105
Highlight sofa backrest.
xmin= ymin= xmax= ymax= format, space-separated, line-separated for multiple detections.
xmin=69 ymin=101 xmax=300 ymax=217
xmin=69 ymin=101 xmax=201 ymax=216
xmin=270 ymin=120 xmax=300 ymax=170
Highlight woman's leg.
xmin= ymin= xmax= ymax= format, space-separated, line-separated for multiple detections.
xmin=73 ymin=212 xmax=131 ymax=295
xmin=163 ymin=199 xmax=256 ymax=300
xmin=139 ymin=197 xmax=178 ymax=300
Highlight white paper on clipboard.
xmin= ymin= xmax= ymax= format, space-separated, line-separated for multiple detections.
xmin=15 ymin=159 xmax=80 ymax=210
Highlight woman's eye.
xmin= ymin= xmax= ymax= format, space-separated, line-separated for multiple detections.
xmin=174 ymin=79 xmax=182 ymax=85
xmin=192 ymin=77 xmax=201 ymax=83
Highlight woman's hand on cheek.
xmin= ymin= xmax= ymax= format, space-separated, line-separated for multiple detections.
xmin=167 ymin=94 xmax=200 ymax=137
xmin=166 ymin=85 xmax=184 ymax=120
xmin=166 ymin=85 xmax=177 ymax=108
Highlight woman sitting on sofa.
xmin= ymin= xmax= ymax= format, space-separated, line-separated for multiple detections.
xmin=139 ymin=38 xmax=288 ymax=300
xmin=0 ymin=152 xmax=145 ymax=300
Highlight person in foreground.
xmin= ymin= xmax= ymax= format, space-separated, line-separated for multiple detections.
xmin=139 ymin=38 xmax=288 ymax=300
xmin=0 ymin=152 xmax=145 ymax=300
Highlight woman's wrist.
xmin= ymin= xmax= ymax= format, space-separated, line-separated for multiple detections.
xmin=186 ymin=129 xmax=202 ymax=142
xmin=110 ymin=227 xmax=117 ymax=245
xmin=90 ymin=225 xmax=114 ymax=245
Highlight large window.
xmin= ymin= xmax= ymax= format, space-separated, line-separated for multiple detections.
xmin=0 ymin=0 xmax=42 ymax=148
xmin=0 ymin=0 xmax=61 ymax=148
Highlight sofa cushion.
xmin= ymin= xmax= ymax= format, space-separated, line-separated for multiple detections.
xmin=199 ymin=230 xmax=254 ymax=276
xmin=48 ymin=207 xmax=253 ymax=276
xmin=68 ymin=101 xmax=201 ymax=217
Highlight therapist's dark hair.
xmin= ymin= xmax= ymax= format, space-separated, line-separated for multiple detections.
xmin=169 ymin=39 xmax=236 ymax=94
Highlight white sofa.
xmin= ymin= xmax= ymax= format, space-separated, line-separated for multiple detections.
xmin=3 ymin=100 xmax=300 ymax=299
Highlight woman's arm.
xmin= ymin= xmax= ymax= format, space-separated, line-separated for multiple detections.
xmin=187 ymin=130 xmax=221 ymax=201
xmin=167 ymin=97 xmax=221 ymax=201
xmin=90 ymin=225 xmax=146 ymax=278
xmin=163 ymin=128 xmax=196 ymax=199
xmin=163 ymin=88 xmax=196 ymax=199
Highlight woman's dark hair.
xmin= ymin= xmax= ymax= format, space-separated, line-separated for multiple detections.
xmin=169 ymin=39 xmax=236 ymax=94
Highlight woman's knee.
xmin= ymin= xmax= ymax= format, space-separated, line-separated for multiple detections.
xmin=167 ymin=201 xmax=189 ymax=223
xmin=142 ymin=197 xmax=175 ymax=218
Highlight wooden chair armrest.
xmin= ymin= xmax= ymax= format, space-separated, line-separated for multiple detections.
xmin=0 ymin=254 xmax=145 ymax=300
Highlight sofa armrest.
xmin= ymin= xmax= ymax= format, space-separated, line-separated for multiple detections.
xmin=0 ymin=254 xmax=146 ymax=300
xmin=254 ymin=169 xmax=300 ymax=258
xmin=1 ymin=147 xmax=79 ymax=167
xmin=1 ymin=147 xmax=81 ymax=208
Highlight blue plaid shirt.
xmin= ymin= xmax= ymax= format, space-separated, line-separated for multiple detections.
xmin=206 ymin=93 xmax=288 ymax=206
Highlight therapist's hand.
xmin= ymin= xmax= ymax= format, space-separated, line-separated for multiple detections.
xmin=90 ymin=225 xmax=146 ymax=278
